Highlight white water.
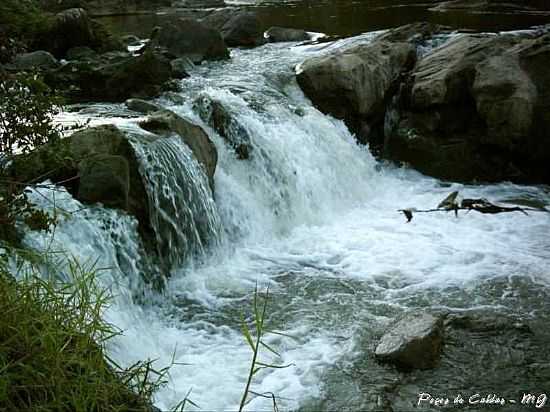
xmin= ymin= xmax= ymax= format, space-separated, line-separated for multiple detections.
xmin=22 ymin=36 xmax=550 ymax=410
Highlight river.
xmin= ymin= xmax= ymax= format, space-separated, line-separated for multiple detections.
xmin=22 ymin=4 xmax=550 ymax=411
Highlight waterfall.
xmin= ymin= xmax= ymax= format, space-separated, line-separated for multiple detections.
xmin=132 ymin=135 xmax=222 ymax=270
xmin=13 ymin=37 xmax=550 ymax=412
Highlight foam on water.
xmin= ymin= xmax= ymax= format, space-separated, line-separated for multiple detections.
xmin=19 ymin=33 xmax=550 ymax=410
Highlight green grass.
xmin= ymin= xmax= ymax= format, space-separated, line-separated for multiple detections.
xmin=0 ymin=255 xmax=169 ymax=412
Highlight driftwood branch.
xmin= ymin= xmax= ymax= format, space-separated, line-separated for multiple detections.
xmin=398 ymin=191 xmax=549 ymax=223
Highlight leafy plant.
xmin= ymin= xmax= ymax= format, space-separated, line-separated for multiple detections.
xmin=0 ymin=73 xmax=66 ymax=244
xmin=239 ymin=285 xmax=294 ymax=412
xmin=0 ymin=253 xmax=179 ymax=411
xmin=0 ymin=72 xmax=63 ymax=156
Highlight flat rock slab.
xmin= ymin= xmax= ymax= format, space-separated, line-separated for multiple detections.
xmin=375 ymin=312 xmax=444 ymax=370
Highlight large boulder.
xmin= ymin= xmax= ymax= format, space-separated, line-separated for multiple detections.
xmin=202 ymin=10 xmax=265 ymax=47
xmin=296 ymin=37 xmax=416 ymax=144
xmin=44 ymin=49 xmax=175 ymax=102
xmin=69 ymin=125 xmax=150 ymax=227
xmin=147 ymin=19 xmax=229 ymax=64
xmin=386 ymin=29 xmax=550 ymax=183
xmin=375 ymin=312 xmax=444 ymax=370
xmin=11 ymin=114 xmax=217 ymax=237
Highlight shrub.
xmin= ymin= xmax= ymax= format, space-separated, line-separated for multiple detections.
xmin=0 ymin=73 xmax=63 ymax=156
xmin=0 ymin=0 xmax=48 ymax=38
xmin=0 ymin=256 xmax=167 ymax=411
xmin=0 ymin=73 xmax=64 ymax=244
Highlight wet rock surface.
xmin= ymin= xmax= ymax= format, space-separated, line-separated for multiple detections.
xmin=375 ymin=312 xmax=444 ymax=370
xmin=296 ymin=33 xmax=416 ymax=145
xmin=139 ymin=109 xmax=218 ymax=189
xmin=386 ymin=28 xmax=550 ymax=183
xmin=44 ymin=49 xmax=175 ymax=102
xmin=194 ymin=95 xmax=252 ymax=160
xmin=297 ymin=23 xmax=550 ymax=183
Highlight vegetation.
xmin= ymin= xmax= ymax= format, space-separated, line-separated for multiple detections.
xmin=0 ymin=254 xmax=172 ymax=411
xmin=0 ymin=73 xmax=65 ymax=244
xmin=0 ymin=0 xmax=48 ymax=39
xmin=239 ymin=286 xmax=294 ymax=412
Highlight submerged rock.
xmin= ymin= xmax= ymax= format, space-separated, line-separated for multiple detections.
xmin=375 ymin=312 xmax=444 ymax=370
xmin=265 ymin=26 xmax=310 ymax=43
xmin=147 ymin=19 xmax=229 ymax=64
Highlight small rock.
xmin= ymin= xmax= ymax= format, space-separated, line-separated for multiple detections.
xmin=170 ymin=57 xmax=193 ymax=78
xmin=125 ymin=98 xmax=162 ymax=114
xmin=375 ymin=312 xmax=444 ymax=370
xmin=13 ymin=51 xmax=60 ymax=70
xmin=121 ymin=34 xmax=141 ymax=47
xmin=265 ymin=27 xmax=310 ymax=43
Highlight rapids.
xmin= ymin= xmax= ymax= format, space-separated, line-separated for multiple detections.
xmin=22 ymin=34 xmax=550 ymax=411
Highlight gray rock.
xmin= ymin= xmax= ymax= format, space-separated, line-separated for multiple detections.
xmin=125 ymin=98 xmax=162 ymax=114
xmin=148 ymin=19 xmax=229 ymax=64
xmin=265 ymin=27 xmax=310 ymax=43
xmin=194 ymin=94 xmax=252 ymax=160
xmin=139 ymin=110 xmax=218 ymax=189
xmin=13 ymin=51 xmax=60 ymax=70
xmin=375 ymin=312 xmax=444 ymax=370
xmin=219 ymin=11 xmax=265 ymax=47
xmin=45 ymin=49 xmax=174 ymax=103
xmin=386 ymin=28 xmax=550 ymax=183
xmin=33 ymin=8 xmax=124 ymax=58
xmin=78 ymin=154 xmax=130 ymax=210
xmin=170 ymin=57 xmax=193 ymax=78
xmin=296 ymin=38 xmax=415 ymax=144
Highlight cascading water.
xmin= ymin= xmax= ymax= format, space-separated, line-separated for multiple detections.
xmin=132 ymin=134 xmax=222 ymax=269
xmin=21 ymin=33 xmax=550 ymax=411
